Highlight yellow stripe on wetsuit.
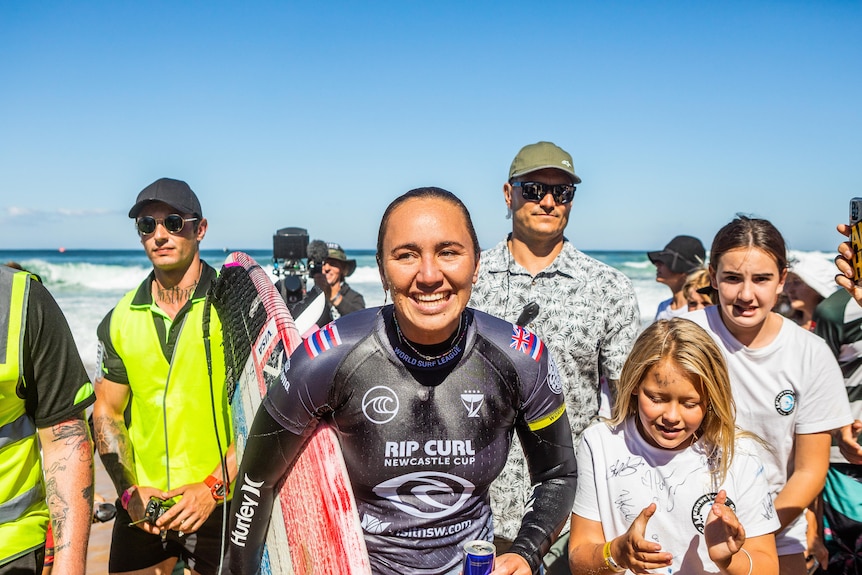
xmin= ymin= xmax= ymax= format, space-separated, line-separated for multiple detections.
xmin=527 ymin=402 xmax=567 ymax=432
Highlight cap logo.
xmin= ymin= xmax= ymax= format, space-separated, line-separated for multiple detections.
xmin=561 ymin=160 xmax=572 ymax=168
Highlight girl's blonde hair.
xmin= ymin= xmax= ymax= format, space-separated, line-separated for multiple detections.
xmin=683 ymin=269 xmax=715 ymax=305
xmin=610 ymin=318 xmax=738 ymax=484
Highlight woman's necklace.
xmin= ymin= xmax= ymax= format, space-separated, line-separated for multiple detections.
xmin=393 ymin=312 xmax=467 ymax=362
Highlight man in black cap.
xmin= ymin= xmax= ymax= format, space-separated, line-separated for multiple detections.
xmin=92 ymin=178 xmax=234 ymax=575
xmin=648 ymin=235 xmax=706 ymax=321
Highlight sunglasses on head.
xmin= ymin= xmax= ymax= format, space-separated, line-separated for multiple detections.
xmin=135 ymin=214 xmax=198 ymax=236
xmin=512 ymin=182 xmax=576 ymax=204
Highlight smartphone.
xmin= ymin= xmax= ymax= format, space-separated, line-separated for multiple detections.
xmin=851 ymin=198 xmax=862 ymax=284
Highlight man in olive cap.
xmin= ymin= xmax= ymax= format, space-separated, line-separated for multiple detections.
xmin=470 ymin=141 xmax=640 ymax=573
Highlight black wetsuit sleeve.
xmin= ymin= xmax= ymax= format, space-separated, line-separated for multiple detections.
xmin=225 ymin=407 xmax=310 ymax=575
xmin=508 ymin=412 xmax=578 ymax=574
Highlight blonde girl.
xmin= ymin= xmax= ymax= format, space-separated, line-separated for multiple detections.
xmin=569 ymin=318 xmax=779 ymax=574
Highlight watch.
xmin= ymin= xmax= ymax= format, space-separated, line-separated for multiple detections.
xmin=204 ymin=475 xmax=227 ymax=501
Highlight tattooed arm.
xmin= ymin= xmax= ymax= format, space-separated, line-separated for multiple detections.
xmin=38 ymin=413 xmax=93 ymax=575
xmin=93 ymin=376 xmax=163 ymax=534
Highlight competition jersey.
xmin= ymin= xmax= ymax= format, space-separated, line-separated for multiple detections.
xmin=263 ymin=305 xmax=570 ymax=575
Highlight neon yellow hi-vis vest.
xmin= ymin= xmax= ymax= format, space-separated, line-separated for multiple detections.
xmin=0 ymin=270 xmax=48 ymax=564
xmin=108 ymin=286 xmax=231 ymax=492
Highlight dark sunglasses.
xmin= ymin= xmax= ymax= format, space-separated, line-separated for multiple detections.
xmin=135 ymin=214 xmax=198 ymax=236
xmin=512 ymin=182 xmax=576 ymax=204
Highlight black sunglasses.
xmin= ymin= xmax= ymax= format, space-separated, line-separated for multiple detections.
xmin=135 ymin=214 xmax=198 ymax=236
xmin=512 ymin=182 xmax=576 ymax=205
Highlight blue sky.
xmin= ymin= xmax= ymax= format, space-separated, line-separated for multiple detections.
xmin=1 ymin=1 xmax=859 ymax=252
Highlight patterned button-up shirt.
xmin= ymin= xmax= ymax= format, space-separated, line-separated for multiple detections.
xmin=469 ymin=237 xmax=640 ymax=540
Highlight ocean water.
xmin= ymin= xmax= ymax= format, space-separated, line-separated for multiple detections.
xmin=0 ymin=247 xmax=836 ymax=378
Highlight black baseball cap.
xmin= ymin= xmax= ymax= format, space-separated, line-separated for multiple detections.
xmin=128 ymin=178 xmax=202 ymax=219
xmin=648 ymin=235 xmax=705 ymax=274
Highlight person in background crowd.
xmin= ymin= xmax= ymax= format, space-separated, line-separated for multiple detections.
xmin=683 ymin=268 xmax=716 ymax=312
xmin=469 ymin=141 xmax=640 ymax=573
xmin=93 ymin=178 xmax=235 ymax=575
xmin=569 ymin=319 xmax=779 ymax=575
xmin=811 ymin=286 xmax=862 ymax=574
xmin=322 ymin=242 xmax=365 ymax=319
xmin=783 ymin=253 xmax=840 ymax=331
xmin=648 ymin=235 xmax=706 ymax=321
xmin=688 ymin=215 xmax=853 ymax=575
xmin=0 ymin=263 xmax=95 ymax=574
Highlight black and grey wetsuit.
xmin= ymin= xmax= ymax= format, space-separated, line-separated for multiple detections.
xmin=227 ymin=305 xmax=577 ymax=575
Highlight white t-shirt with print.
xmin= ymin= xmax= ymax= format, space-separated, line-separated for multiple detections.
xmin=687 ymin=307 xmax=851 ymax=552
xmin=574 ymin=417 xmax=780 ymax=574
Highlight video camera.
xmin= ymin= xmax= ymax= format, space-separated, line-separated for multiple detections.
xmin=272 ymin=227 xmax=327 ymax=305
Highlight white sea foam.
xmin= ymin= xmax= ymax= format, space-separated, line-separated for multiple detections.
xmin=5 ymin=249 xmax=835 ymax=378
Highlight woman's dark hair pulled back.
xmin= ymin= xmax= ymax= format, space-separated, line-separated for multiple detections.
xmin=710 ymin=215 xmax=787 ymax=272
xmin=375 ymin=187 xmax=481 ymax=267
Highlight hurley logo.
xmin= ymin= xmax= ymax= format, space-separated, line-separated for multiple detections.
xmin=230 ymin=475 xmax=266 ymax=547
xmin=561 ymin=160 xmax=572 ymax=168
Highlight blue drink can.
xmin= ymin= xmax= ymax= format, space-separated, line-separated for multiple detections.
xmin=462 ymin=540 xmax=495 ymax=575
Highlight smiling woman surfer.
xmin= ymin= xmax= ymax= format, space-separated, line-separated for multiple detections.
xmin=225 ymin=187 xmax=577 ymax=575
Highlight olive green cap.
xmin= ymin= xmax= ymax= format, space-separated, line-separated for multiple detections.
xmin=508 ymin=141 xmax=581 ymax=184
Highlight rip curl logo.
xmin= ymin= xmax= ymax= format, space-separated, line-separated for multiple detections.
xmin=691 ymin=493 xmax=736 ymax=534
xmin=561 ymin=160 xmax=573 ymax=169
xmin=362 ymin=386 xmax=399 ymax=424
xmin=373 ymin=471 xmax=475 ymax=519
xmin=546 ymin=358 xmax=563 ymax=395
xmin=774 ymin=390 xmax=796 ymax=415
xmin=461 ymin=391 xmax=484 ymax=417
xmin=360 ymin=513 xmax=391 ymax=534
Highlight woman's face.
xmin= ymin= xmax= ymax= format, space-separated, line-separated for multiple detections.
xmin=379 ymin=197 xmax=479 ymax=345
xmin=635 ymin=359 xmax=706 ymax=451
xmin=710 ymin=247 xmax=786 ymax=341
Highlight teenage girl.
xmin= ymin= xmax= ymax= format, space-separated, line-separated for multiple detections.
xmin=569 ymin=318 xmax=779 ymax=574
xmin=686 ymin=215 xmax=852 ymax=575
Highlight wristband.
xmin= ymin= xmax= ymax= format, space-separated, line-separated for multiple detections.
xmin=120 ymin=485 xmax=137 ymax=510
xmin=740 ymin=548 xmax=753 ymax=575
xmin=603 ymin=540 xmax=623 ymax=572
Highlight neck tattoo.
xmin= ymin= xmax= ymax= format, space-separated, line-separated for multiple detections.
xmin=393 ymin=312 xmax=467 ymax=362
xmin=155 ymin=279 xmax=198 ymax=305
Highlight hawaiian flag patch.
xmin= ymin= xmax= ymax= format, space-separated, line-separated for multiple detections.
xmin=304 ymin=323 xmax=342 ymax=358
xmin=510 ymin=325 xmax=544 ymax=361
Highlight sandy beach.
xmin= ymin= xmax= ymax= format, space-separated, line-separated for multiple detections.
xmin=87 ymin=457 xmax=116 ymax=573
